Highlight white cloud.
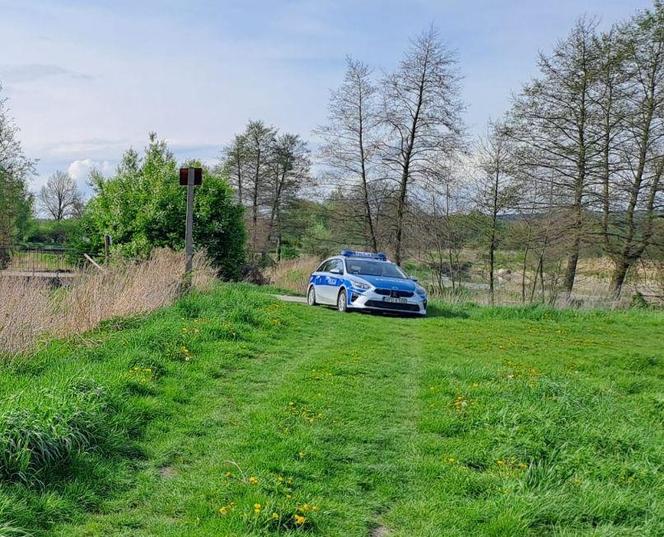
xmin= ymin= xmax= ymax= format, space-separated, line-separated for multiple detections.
xmin=67 ymin=159 xmax=114 ymax=183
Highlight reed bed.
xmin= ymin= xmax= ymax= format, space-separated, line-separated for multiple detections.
xmin=0 ymin=249 xmax=216 ymax=357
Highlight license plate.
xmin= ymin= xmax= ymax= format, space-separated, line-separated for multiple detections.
xmin=383 ymin=297 xmax=407 ymax=304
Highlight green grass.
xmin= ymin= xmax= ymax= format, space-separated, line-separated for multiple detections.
xmin=0 ymin=285 xmax=662 ymax=536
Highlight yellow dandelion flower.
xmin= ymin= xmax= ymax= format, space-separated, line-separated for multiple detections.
xmin=248 ymin=476 xmax=259 ymax=485
xmin=294 ymin=514 xmax=306 ymax=526
xmin=254 ymin=503 xmax=262 ymax=513
xmin=271 ymin=512 xmax=279 ymax=520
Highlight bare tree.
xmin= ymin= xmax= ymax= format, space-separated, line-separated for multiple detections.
xmin=508 ymin=18 xmax=602 ymax=296
xmin=591 ymin=27 xmax=630 ymax=256
xmin=317 ymin=57 xmax=381 ymax=251
xmin=222 ymin=133 xmax=247 ymax=205
xmin=244 ymin=121 xmax=276 ymax=254
xmin=602 ymin=4 xmax=664 ymax=296
xmin=223 ymin=121 xmax=277 ymax=256
xmin=474 ymin=122 xmax=521 ymax=304
xmin=263 ymin=133 xmax=311 ymax=260
xmin=381 ymin=26 xmax=465 ymax=265
xmin=39 ymin=170 xmax=82 ymax=220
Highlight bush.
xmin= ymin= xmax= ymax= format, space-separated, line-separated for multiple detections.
xmin=75 ymin=134 xmax=245 ymax=279
xmin=24 ymin=219 xmax=80 ymax=247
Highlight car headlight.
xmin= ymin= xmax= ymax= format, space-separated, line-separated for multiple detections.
xmin=352 ymin=280 xmax=371 ymax=291
xmin=415 ymin=286 xmax=427 ymax=297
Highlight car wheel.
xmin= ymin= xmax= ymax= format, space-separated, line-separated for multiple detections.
xmin=337 ymin=289 xmax=348 ymax=313
xmin=307 ymin=286 xmax=317 ymax=306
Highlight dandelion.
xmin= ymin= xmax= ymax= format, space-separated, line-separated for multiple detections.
xmin=254 ymin=503 xmax=262 ymax=513
xmin=453 ymin=395 xmax=469 ymax=411
xmin=271 ymin=512 xmax=279 ymax=520
xmin=218 ymin=502 xmax=235 ymax=515
xmin=248 ymin=476 xmax=259 ymax=485
xmin=294 ymin=514 xmax=306 ymax=526
xmin=180 ymin=345 xmax=192 ymax=361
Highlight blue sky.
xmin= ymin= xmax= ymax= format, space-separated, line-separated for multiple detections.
xmin=0 ymin=0 xmax=650 ymax=194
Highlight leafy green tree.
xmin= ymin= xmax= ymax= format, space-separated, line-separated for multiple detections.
xmin=0 ymin=84 xmax=34 ymax=266
xmin=78 ymin=134 xmax=245 ymax=279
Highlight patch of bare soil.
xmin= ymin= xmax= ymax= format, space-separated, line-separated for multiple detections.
xmin=371 ymin=525 xmax=390 ymax=537
xmin=159 ymin=466 xmax=178 ymax=479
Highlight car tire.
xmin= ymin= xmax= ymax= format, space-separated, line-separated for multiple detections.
xmin=307 ymin=286 xmax=317 ymax=306
xmin=337 ymin=289 xmax=348 ymax=313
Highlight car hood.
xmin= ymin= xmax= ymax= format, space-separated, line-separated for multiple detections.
xmin=355 ymin=275 xmax=417 ymax=291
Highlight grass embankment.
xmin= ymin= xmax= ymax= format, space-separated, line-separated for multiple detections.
xmin=0 ymin=285 xmax=662 ymax=536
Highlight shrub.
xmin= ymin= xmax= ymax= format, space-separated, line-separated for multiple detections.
xmin=75 ymin=134 xmax=245 ymax=279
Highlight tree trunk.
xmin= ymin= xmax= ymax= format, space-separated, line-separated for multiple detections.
xmin=357 ymin=97 xmax=378 ymax=252
xmin=251 ymin=148 xmax=261 ymax=255
xmin=488 ymin=241 xmax=495 ymax=305
xmin=394 ymin=163 xmax=409 ymax=266
xmin=394 ymin=58 xmax=427 ymax=266
xmin=609 ymin=259 xmax=629 ymax=298
xmin=488 ymin=170 xmax=499 ymax=306
xmin=235 ymin=149 xmax=243 ymax=204
xmin=563 ymin=241 xmax=580 ymax=297
xmin=521 ymin=245 xmax=529 ymax=304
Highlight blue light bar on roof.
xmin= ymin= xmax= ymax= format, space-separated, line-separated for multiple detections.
xmin=340 ymin=249 xmax=387 ymax=261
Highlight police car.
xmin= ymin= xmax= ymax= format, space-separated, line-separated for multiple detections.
xmin=306 ymin=250 xmax=427 ymax=316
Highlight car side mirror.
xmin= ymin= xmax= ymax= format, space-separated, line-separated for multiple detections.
xmin=330 ymin=268 xmax=342 ymax=275
xmin=410 ymin=276 xmax=419 ymax=282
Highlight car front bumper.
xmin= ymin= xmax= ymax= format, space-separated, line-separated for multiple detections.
xmin=348 ymin=288 xmax=427 ymax=315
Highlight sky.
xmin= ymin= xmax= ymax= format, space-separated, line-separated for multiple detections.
xmin=0 ymin=0 xmax=652 ymax=196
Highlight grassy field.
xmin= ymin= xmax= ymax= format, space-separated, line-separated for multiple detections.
xmin=0 ymin=284 xmax=662 ymax=536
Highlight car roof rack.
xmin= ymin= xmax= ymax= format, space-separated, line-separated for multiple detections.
xmin=340 ymin=249 xmax=387 ymax=261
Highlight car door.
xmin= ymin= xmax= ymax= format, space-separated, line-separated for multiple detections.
xmin=314 ymin=258 xmax=344 ymax=304
xmin=323 ymin=259 xmax=345 ymax=303
xmin=311 ymin=260 xmax=334 ymax=304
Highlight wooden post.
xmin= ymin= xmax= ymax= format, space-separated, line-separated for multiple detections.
xmin=179 ymin=166 xmax=201 ymax=293
xmin=104 ymin=234 xmax=111 ymax=265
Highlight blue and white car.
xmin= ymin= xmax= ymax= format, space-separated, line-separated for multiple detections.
xmin=306 ymin=250 xmax=427 ymax=316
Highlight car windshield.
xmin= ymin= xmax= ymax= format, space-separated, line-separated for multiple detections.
xmin=345 ymin=259 xmax=407 ymax=279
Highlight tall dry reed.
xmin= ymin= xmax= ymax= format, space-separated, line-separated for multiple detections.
xmin=0 ymin=249 xmax=216 ymax=357
xmin=266 ymin=256 xmax=319 ymax=294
